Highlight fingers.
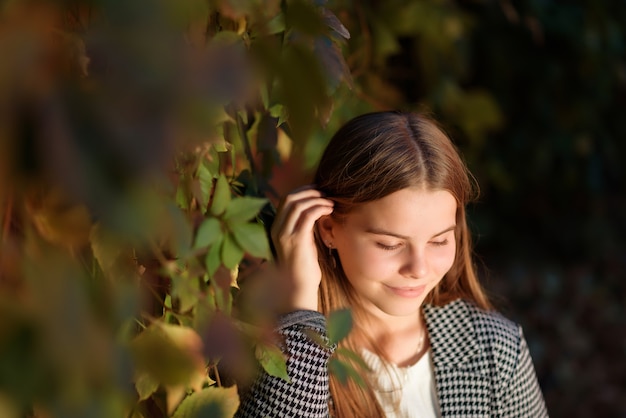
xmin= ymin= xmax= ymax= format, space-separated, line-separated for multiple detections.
xmin=269 ymin=187 xmax=331 ymax=310
xmin=276 ymin=186 xmax=326 ymax=213
xmin=272 ymin=188 xmax=333 ymax=242
xmin=279 ymin=197 xmax=334 ymax=237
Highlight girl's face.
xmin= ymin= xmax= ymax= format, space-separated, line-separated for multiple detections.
xmin=321 ymin=187 xmax=457 ymax=320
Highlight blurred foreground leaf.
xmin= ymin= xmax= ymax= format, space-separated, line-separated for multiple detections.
xmin=231 ymin=222 xmax=270 ymax=259
xmin=132 ymin=323 xmax=205 ymax=390
xmin=223 ymin=197 xmax=267 ymax=224
xmin=327 ymin=308 xmax=352 ymax=344
xmin=172 ymin=386 xmax=239 ymax=418
xmin=255 ymin=343 xmax=290 ymax=382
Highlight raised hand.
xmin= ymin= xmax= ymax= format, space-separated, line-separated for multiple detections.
xmin=270 ymin=187 xmax=334 ymax=312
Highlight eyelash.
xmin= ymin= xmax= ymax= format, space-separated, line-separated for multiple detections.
xmin=376 ymin=243 xmax=401 ymax=251
xmin=376 ymin=239 xmax=449 ymax=251
xmin=431 ymin=239 xmax=449 ymax=247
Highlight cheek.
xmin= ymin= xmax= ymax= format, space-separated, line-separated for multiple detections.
xmin=433 ymin=245 xmax=457 ymax=274
xmin=338 ymin=242 xmax=394 ymax=278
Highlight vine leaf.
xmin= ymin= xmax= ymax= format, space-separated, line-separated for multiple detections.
xmin=255 ymin=343 xmax=290 ymax=382
xmin=327 ymin=308 xmax=353 ymax=344
xmin=171 ymin=269 xmax=200 ymax=313
xmin=135 ymin=372 xmax=159 ymax=401
xmin=205 ymin=236 xmax=224 ymax=276
xmin=221 ymin=233 xmax=244 ymax=270
xmin=223 ymin=196 xmax=268 ymax=224
xmin=314 ymin=35 xmax=353 ymax=93
xmin=171 ymin=383 xmax=240 ymax=418
xmin=231 ymin=222 xmax=270 ymax=259
xmin=211 ymin=175 xmax=231 ymax=216
xmin=132 ymin=323 xmax=207 ymax=414
xmin=169 ymin=204 xmax=193 ymax=257
xmin=194 ymin=217 xmax=223 ymax=249
xmin=321 ymin=8 xmax=350 ymax=40
xmin=197 ymin=161 xmax=213 ymax=211
xmin=329 ymin=357 xmax=366 ymax=387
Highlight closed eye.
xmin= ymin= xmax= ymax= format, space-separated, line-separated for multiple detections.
xmin=430 ymin=239 xmax=449 ymax=247
xmin=376 ymin=242 xmax=402 ymax=251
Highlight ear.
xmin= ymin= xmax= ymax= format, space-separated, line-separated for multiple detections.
xmin=317 ymin=215 xmax=337 ymax=245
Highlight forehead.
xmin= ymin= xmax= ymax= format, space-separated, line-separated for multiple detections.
xmin=345 ymin=188 xmax=457 ymax=235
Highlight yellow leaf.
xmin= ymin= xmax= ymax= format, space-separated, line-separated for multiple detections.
xmin=172 ymin=386 xmax=240 ymax=418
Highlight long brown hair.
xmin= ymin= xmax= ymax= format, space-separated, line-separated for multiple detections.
xmin=313 ymin=111 xmax=491 ymax=417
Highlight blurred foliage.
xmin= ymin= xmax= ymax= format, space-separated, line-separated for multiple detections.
xmin=0 ymin=0 xmax=355 ymax=416
xmin=1 ymin=0 xmax=625 ymax=417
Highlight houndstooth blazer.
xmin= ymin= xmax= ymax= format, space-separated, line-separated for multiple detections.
xmin=235 ymin=299 xmax=548 ymax=417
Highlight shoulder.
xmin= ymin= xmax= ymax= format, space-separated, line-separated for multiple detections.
xmin=425 ymin=298 xmax=520 ymax=343
xmin=424 ymin=299 xmax=523 ymax=380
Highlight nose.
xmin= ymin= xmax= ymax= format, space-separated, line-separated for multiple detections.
xmin=401 ymin=248 xmax=428 ymax=279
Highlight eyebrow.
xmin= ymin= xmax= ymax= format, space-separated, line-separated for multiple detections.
xmin=364 ymin=225 xmax=456 ymax=240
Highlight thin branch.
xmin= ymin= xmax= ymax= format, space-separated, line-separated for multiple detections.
xmin=134 ymin=318 xmax=148 ymax=330
xmin=1 ymin=189 xmax=12 ymax=247
xmin=148 ymin=238 xmax=171 ymax=268
xmin=351 ymin=3 xmax=373 ymax=78
xmin=236 ymin=112 xmax=258 ymax=177
xmin=0 ymin=189 xmax=13 ymax=283
xmin=355 ymin=88 xmax=391 ymax=111
xmin=212 ymin=364 xmax=222 ymax=387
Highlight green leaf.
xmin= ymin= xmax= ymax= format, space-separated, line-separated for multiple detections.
xmin=329 ymin=357 xmax=367 ymax=388
xmin=129 ymin=410 xmax=146 ymax=418
xmin=90 ymin=223 xmax=126 ymax=280
xmin=176 ymin=181 xmax=189 ymax=210
xmin=221 ymin=233 xmax=244 ymax=270
xmin=303 ymin=328 xmax=329 ymax=348
xmin=327 ymin=308 xmax=352 ymax=344
xmin=255 ymin=344 xmax=290 ymax=382
xmin=197 ymin=161 xmax=213 ymax=211
xmin=169 ymin=204 xmax=193 ymax=258
xmin=205 ymin=236 xmax=223 ymax=277
xmin=223 ymin=197 xmax=268 ymax=224
xmin=269 ymin=104 xmax=288 ymax=126
xmin=335 ymin=347 xmax=370 ymax=372
xmin=328 ymin=357 xmax=350 ymax=385
xmin=171 ymin=270 xmax=200 ymax=313
xmin=135 ymin=373 xmax=160 ymax=401
xmin=210 ymin=175 xmax=231 ymax=216
xmin=194 ymin=217 xmax=223 ymax=249
xmin=231 ymin=222 xmax=270 ymax=258
xmin=131 ymin=323 xmax=204 ymax=387
xmin=266 ymin=12 xmax=286 ymax=35
xmin=206 ymin=146 xmax=221 ymax=172
xmin=212 ymin=138 xmax=230 ymax=153
xmin=172 ymin=385 xmax=239 ymax=418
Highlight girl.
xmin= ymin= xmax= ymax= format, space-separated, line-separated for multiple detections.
xmin=235 ymin=111 xmax=548 ymax=417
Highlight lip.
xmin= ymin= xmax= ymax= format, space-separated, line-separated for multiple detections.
xmin=384 ymin=284 xmax=427 ymax=298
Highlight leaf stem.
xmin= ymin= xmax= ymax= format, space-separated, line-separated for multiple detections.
xmin=1 ymin=188 xmax=12 ymax=247
xmin=0 ymin=189 xmax=13 ymax=283
xmin=212 ymin=364 xmax=222 ymax=387
xmin=236 ymin=112 xmax=258 ymax=178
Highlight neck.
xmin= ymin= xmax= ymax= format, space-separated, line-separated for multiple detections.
xmin=358 ymin=308 xmax=429 ymax=367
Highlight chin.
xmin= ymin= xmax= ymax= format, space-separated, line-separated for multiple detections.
xmin=378 ymin=301 xmax=424 ymax=317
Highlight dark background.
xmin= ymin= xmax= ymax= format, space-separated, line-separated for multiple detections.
xmin=331 ymin=1 xmax=626 ymax=416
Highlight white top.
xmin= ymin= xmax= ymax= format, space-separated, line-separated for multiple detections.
xmin=362 ymin=349 xmax=441 ymax=418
